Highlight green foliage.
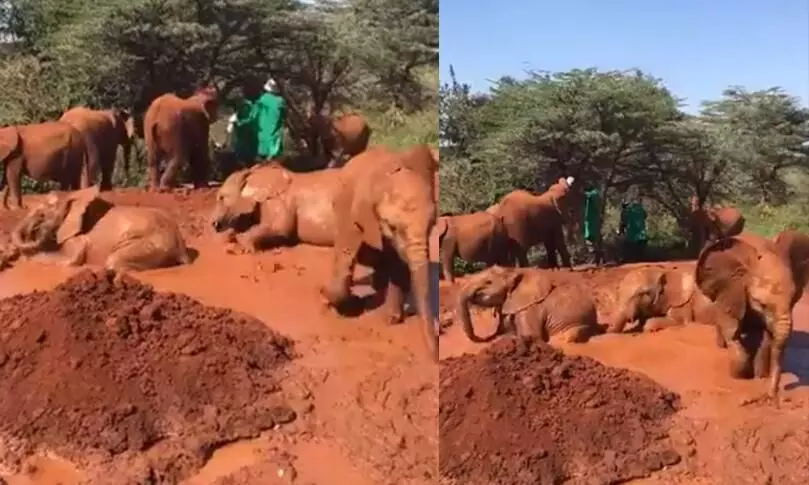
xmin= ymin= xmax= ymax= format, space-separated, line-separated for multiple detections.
xmin=441 ymin=64 xmax=809 ymax=262
xmin=0 ymin=0 xmax=438 ymax=190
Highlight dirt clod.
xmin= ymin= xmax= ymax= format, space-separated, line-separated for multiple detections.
xmin=0 ymin=269 xmax=297 ymax=481
xmin=439 ymin=337 xmax=684 ymax=485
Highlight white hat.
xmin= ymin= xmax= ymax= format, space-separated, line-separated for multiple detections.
xmin=565 ymin=176 xmax=575 ymax=187
xmin=263 ymin=78 xmax=279 ymax=93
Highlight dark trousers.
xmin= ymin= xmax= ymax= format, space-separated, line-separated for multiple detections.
xmin=584 ymin=237 xmax=604 ymax=265
xmin=622 ymin=239 xmax=647 ymax=263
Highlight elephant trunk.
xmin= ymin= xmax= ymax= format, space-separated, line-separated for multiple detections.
xmin=454 ymin=284 xmax=499 ymax=343
xmin=766 ymin=312 xmax=792 ymax=400
xmin=11 ymin=220 xmax=48 ymax=254
xmin=407 ymin=247 xmax=439 ymax=362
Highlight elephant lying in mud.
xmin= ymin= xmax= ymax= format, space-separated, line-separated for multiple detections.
xmin=11 ymin=185 xmax=191 ymax=272
xmin=435 ymin=211 xmax=512 ymax=283
xmin=321 ymin=144 xmax=439 ymax=361
xmin=210 ymin=162 xmax=341 ymax=251
xmin=606 ymin=267 xmax=718 ymax=336
xmin=695 ymin=233 xmax=804 ymax=404
xmin=455 ymin=266 xmax=601 ymax=344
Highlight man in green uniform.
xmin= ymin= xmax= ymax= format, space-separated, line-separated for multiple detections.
xmin=582 ymin=182 xmax=604 ymax=266
xmin=230 ymin=76 xmax=286 ymax=164
xmin=619 ymin=194 xmax=648 ymax=263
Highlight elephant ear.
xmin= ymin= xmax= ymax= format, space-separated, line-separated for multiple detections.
xmin=0 ymin=126 xmax=21 ymax=162
xmin=240 ymin=165 xmax=292 ymax=203
xmin=56 ymin=185 xmax=111 ymax=244
xmin=695 ymin=237 xmax=758 ymax=319
xmin=663 ymin=270 xmax=696 ymax=308
xmin=502 ymin=271 xmax=555 ymax=315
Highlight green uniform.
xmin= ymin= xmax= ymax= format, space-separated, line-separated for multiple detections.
xmin=234 ymin=91 xmax=286 ymax=160
xmin=230 ymin=99 xmax=257 ymax=161
xmin=583 ymin=188 xmax=601 ymax=242
xmin=621 ymin=202 xmax=648 ymax=242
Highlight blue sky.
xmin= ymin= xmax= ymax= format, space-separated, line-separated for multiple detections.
xmin=440 ymin=0 xmax=809 ymax=113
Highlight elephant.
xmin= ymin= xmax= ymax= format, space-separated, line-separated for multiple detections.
xmin=454 ymin=265 xmax=601 ymax=344
xmin=210 ymin=162 xmax=341 ymax=250
xmin=309 ymin=112 xmax=372 ymax=168
xmin=488 ymin=176 xmax=576 ymax=268
xmin=606 ymin=267 xmax=718 ymax=336
xmin=689 ymin=196 xmax=745 ymax=252
xmin=60 ymin=107 xmax=135 ymax=191
xmin=143 ymin=86 xmax=219 ymax=190
xmin=10 ymin=185 xmax=191 ymax=272
xmin=320 ymin=144 xmax=438 ymax=361
xmin=0 ymin=121 xmax=92 ymax=210
xmin=435 ymin=211 xmax=512 ymax=283
xmin=695 ymin=233 xmax=801 ymax=403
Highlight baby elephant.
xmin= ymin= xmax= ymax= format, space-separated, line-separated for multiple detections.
xmin=454 ymin=265 xmax=601 ymax=344
xmin=435 ymin=211 xmax=512 ymax=283
xmin=607 ymin=266 xmax=717 ymax=336
xmin=210 ymin=162 xmax=341 ymax=251
xmin=11 ymin=185 xmax=190 ymax=271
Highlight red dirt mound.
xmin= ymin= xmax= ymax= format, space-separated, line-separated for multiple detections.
xmin=0 ymin=269 xmax=296 ymax=482
xmin=439 ymin=337 xmax=684 ymax=485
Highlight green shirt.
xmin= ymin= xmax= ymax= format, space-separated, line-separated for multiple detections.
xmin=235 ymin=92 xmax=286 ymax=159
xmin=583 ymin=188 xmax=601 ymax=241
xmin=621 ymin=202 xmax=648 ymax=242
xmin=230 ymin=99 xmax=257 ymax=159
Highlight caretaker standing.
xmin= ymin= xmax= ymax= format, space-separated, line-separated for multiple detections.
xmin=228 ymin=76 xmax=287 ymax=164
xmin=619 ymin=194 xmax=648 ymax=263
xmin=582 ymin=183 xmax=604 ymax=266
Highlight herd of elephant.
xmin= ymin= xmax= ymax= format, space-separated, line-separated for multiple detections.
xmin=0 ymin=86 xmax=374 ymax=209
xmin=441 ymin=176 xmax=809 ymax=405
xmin=0 ymin=87 xmax=440 ymax=361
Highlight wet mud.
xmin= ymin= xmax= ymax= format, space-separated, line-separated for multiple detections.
xmin=0 ymin=189 xmax=438 ymax=485
xmin=439 ymin=264 xmax=809 ymax=485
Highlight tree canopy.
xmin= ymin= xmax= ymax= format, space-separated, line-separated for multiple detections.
xmin=0 ymin=0 xmax=439 ymax=148
xmin=440 ymin=65 xmax=809 ymax=247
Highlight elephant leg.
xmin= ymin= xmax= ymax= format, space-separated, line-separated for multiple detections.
xmin=753 ymin=330 xmax=773 ymax=378
xmin=145 ymin=144 xmax=163 ymax=191
xmin=322 ymin=224 xmax=365 ymax=311
xmin=61 ymin=237 xmax=90 ymax=267
xmin=553 ymin=325 xmax=593 ymax=344
xmin=553 ymin=226 xmax=572 ymax=268
xmin=160 ymin=156 xmax=185 ymax=190
xmin=189 ymin=143 xmax=209 ymax=189
xmin=543 ymin=239 xmax=558 ymax=268
xmin=514 ymin=246 xmax=529 ymax=267
xmin=644 ymin=316 xmax=681 ymax=333
xmin=607 ymin=307 xmax=634 ymax=333
xmin=105 ymin=238 xmax=163 ymax=272
xmin=5 ymin=157 xmax=24 ymax=209
xmin=439 ymin=241 xmax=456 ymax=283
xmin=384 ymin=249 xmax=411 ymax=325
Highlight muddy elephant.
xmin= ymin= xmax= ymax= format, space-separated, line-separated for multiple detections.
xmin=60 ymin=107 xmax=135 ymax=191
xmin=0 ymin=121 xmax=92 ymax=209
xmin=435 ymin=211 xmax=512 ymax=283
xmin=210 ymin=162 xmax=341 ymax=250
xmin=690 ymin=196 xmax=745 ymax=252
xmin=695 ymin=233 xmax=800 ymax=403
xmin=606 ymin=267 xmax=718 ymax=335
xmin=489 ymin=177 xmax=575 ymax=268
xmin=309 ymin=112 xmax=371 ymax=168
xmin=455 ymin=265 xmax=600 ymax=344
xmin=143 ymin=86 xmax=219 ymax=190
xmin=321 ymin=144 xmax=438 ymax=361
xmin=11 ymin=185 xmax=191 ymax=271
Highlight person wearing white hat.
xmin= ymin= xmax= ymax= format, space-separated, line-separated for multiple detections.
xmin=229 ymin=75 xmax=287 ymax=164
